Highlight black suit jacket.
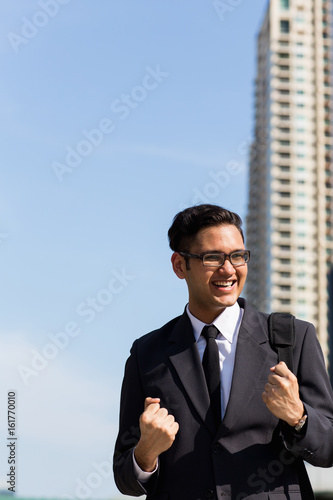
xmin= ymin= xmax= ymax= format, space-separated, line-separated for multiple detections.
xmin=113 ymin=298 xmax=333 ymax=499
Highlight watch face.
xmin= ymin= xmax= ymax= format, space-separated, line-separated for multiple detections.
xmin=295 ymin=415 xmax=307 ymax=432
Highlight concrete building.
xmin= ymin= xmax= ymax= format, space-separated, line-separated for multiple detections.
xmin=246 ymin=0 xmax=333 ymax=368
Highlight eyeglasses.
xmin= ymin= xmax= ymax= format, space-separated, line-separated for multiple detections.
xmin=179 ymin=250 xmax=250 ymax=267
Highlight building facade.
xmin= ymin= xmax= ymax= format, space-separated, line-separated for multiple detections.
xmin=246 ymin=0 xmax=333 ymax=370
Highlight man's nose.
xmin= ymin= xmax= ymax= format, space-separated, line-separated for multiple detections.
xmin=217 ymin=256 xmax=235 ymax=273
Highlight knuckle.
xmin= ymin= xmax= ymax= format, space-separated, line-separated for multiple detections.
xmin=279 ymin=379 xmax=289 ymax=390
xmin=140 ymin=413 xmax=150 ymax=425
xmin=158 ymin=407 xmax=168 ymax=418
xmin=167 ymin=414 xmax=175 ymax=424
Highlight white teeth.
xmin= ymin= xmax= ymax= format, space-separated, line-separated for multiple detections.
xmin=214 ymin=281 xmax=234 ymax=287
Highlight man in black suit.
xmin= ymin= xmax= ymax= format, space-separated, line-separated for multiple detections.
xmin=113 ymin=204 xmax=333 ymax=499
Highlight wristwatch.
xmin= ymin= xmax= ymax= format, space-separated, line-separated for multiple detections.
xmin=294 ymin=414 xmax=307 ymax=432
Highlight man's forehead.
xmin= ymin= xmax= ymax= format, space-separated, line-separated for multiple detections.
xmin=192 ymin=224 xmax=244 ymax=246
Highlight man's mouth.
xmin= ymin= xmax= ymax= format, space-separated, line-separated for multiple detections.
xmin=212 ymin=280 xmax=236 ymax=289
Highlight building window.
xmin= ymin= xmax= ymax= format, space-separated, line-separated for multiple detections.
xmin=280 ymin=0 xmax=289 ymax=9
xmin=278 ymin=218 xmax=291 ymax=224
xmin=280 ymin=20 xmax=290 ymax=33
xmin=280 ymin=258 xmax=291 ymax=264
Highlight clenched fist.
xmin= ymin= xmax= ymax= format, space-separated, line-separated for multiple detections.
xmin=134 ymin=397 xmax=179 ymax=472
xmin=262 ymin=362 xmax=304 ymax=427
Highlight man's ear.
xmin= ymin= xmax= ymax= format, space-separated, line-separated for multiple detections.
xmin=171 ymin=252 xmax=186 ymax=279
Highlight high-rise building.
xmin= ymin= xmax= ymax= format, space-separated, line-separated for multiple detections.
xmin=246 ymin=0 xmax=333 ymax=368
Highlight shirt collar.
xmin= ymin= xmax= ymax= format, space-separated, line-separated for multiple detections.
xmin=186 ymin=301 xmax=241 ymax=344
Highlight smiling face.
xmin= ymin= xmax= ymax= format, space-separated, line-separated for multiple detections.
xmin=171 ymin=224 xmax=248 ymax=324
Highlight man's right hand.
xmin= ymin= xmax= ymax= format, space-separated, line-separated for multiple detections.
xmin=134 ymin=397 xmax=179 ymax=472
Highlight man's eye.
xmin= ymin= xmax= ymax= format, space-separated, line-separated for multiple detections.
xmin=205 ymin=254 xmax=221 ymax=262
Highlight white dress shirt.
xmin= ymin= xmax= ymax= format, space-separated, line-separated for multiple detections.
xmin=186 ymin=301 xmax=243 ymax=417
xmin=133 ymin=302 xmax=244 ymax=482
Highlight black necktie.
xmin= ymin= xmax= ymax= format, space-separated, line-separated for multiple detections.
xmin=201 ymin=324 xmax=221 ymax=428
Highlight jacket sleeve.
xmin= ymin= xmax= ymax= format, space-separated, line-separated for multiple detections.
xmin=113 ymin=340 xmax=159 ymax=497
xmin=281 ymin=321 xmax=333 ymax=467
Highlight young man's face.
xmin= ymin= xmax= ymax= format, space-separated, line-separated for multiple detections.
xmin=172 ymin=224 xmax=248 ymax=324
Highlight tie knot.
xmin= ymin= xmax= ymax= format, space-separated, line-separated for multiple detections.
xmin=202 ymin=324 xmax=219 ymax=340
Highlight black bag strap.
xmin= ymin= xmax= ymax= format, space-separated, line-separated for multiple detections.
xmin=268 ymin=312 xmax=296 ymax=373
xmin=268 ymin=313 xmax=315 ymax=499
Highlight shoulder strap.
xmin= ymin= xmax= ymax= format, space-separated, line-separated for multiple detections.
xmin=268 ymin=314 xmax=314 ymax=498
xmin=268 ymin=312 xmax=295 ymax=373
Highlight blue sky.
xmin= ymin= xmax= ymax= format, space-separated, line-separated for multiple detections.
xmin=0 ymin=1 xmax=274 ymax=498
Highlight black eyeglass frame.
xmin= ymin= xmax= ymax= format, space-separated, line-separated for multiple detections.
xmin=178 ymin=250 xmax=250 ymax=267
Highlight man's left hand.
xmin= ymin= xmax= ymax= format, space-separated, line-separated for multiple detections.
xmin=262 ymin=361 xmax=304 ymax=427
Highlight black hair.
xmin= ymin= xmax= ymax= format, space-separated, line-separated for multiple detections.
xmin=168 ymin=204 xmax=244 ymax=252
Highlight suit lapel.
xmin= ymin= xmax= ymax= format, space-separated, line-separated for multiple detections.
xmin=166 ymin=302 xmax=271 ymax=436
xmin=221 ymin=300 xmax=270 ymax=432
xmin=167 ymin=311 xmax=216 ymax=436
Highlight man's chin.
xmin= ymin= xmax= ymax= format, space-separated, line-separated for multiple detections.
xmin=215 ymin=295 xmax=239 ymax=310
